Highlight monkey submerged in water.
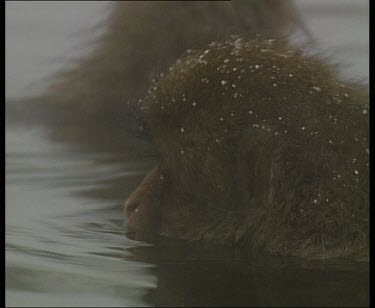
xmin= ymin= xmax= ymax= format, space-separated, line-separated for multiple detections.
xmin=125 ymin=36 xmax=369 ymax=259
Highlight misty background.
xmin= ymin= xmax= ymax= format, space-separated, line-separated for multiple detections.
xmin=5 ymin=0 xmax=369 ymax=100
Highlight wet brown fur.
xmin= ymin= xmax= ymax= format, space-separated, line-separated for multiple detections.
xmin=132 ymin=36 xmax=369 ymax=259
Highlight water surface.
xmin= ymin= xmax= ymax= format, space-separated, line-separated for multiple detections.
xmin=5 ymin=128 xmax=369 ymax=306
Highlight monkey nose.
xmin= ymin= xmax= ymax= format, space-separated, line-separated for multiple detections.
xmin=124 ymin=199 xmax=140 ymax=218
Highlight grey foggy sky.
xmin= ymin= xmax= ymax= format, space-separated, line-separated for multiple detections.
xmin=5 ymin=0 xmax=369 ymax=99
xmin=6 ymin=1 xmax=110 ymax=99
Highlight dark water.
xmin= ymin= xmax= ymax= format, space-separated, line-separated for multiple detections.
xmin=6 ymin=1 xmax=369 ymax=307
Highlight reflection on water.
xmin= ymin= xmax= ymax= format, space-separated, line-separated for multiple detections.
xmin=6 ymin=127 xmax=155 ymax=307
xmin=131 ymin=243 xmax=369 ymax=307
xmin=5 ymin=127 xmax=369 ymax=307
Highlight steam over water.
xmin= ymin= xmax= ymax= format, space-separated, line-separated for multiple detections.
xmin=6 ymin=1 xmax=369 ymax=306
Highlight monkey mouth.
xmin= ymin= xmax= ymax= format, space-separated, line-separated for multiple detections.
xmin=125 ymin=231 xmax=137 ymax=240
xmin=125 ymin=228 xmax=160 ymax=244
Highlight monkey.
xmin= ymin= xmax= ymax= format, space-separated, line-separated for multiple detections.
xmin=6 ymin=1 xmax=306 ymax=155
xmin=125 ymin=36 xmax=369 ymax=259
